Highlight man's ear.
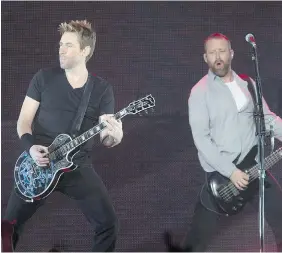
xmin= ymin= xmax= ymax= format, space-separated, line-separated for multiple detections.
xmin=203 ymin=53 xmax=208 ymax=63
xmin=82 ymin=46 xmax=91 ymax=58
xmin=230 ymin=49 xmax=234 ymax=59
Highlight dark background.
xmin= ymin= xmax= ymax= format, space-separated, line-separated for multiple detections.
xmin=1 ymin=1 xmax=282 ymax=251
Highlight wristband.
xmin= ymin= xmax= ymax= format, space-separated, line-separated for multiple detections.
xmin=20 ymin=133 xmax=34 ymax=153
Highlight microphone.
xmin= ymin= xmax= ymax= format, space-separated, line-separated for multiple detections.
xmin=245 ymin=33 xmax=257 ymax=48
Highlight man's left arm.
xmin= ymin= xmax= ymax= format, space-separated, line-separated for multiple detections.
xmin=99 ymin=84 xmax=123 ymax=148
xmin=262 ymin=97 xmax=282 ymax=142
xmin=249 ymin=77 xmax=282 ymax=143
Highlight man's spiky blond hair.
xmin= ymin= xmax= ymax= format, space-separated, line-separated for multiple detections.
xmin=58 ymin=20 xmax=96 ymax=62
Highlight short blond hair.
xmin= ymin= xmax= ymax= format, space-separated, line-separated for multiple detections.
xmin=58 ymin=20 xmax=96 ymax=62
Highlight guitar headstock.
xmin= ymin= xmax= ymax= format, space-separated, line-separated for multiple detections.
xmin=126 ymin=94 xmax=155 ymax=115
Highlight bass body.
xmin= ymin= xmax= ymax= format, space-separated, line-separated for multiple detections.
xmin=200 ymin=146 xmax=282 ymax=216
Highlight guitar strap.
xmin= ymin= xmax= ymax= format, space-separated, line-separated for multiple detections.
xmin=238 ymin=74 xmax=264 ymax=130
xmin=69 ymin=74 xmax=95 ymax=138
xmin=239 ymin=74 xmax=274 ymax=151
xmin=239 ymin=74 xmax=267 ymax=134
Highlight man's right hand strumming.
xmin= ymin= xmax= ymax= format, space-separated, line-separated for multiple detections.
xmin=230 ymin=168 xmax=249 ymax=191
xmin=29 ymin=145 xmax=49 ymax=167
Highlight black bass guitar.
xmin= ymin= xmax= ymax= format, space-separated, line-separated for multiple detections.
xmin=200 ymin=146 xmax=282 ymax=216
xmin=14 ymin=95 xmax=155 ymax=202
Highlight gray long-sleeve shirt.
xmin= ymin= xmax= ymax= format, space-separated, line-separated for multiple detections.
xmin=188 ymin=70 xmax=282 ymax=178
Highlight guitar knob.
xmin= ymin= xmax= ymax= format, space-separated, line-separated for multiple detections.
xmin=238 ymin=203 xmax=243 ymax=207
xmin=232 ymin=206 xmax=237 ymax=211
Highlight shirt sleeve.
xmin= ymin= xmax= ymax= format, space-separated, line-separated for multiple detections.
xmin=250 ymin=78 xmax=282 ymax=143
xmin=26 ymin=69 xmax=44 ymax=102
xmin=262 ymin=97 xmax=282 ymax=143
xmin=99 ymin=84 xmax=115 ymax=115
xmin=188 ymin=87 xmax=237 ymax=178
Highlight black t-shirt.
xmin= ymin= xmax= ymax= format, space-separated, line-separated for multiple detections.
xmin=26 ymin=67 xmax=114 ymax=162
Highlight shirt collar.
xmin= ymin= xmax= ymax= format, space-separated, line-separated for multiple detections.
xmin=207 ymin=69 xmax=248 ymax=87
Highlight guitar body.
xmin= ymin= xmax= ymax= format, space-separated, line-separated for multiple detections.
xmin=200 ymin=146 xmax=282 ymax=216
xmin=14 ymin=134 xmax=78 ymax=202
xmin=200 ymin=146 xmax=260 ymax=216
xmin=200 ymin=170 xmax=259 ymax=216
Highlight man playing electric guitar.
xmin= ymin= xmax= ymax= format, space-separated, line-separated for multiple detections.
xmin=166 ymin=33 xmax=282 ymax=252
xmin=3 ymin=20 xmax=123 ymax=252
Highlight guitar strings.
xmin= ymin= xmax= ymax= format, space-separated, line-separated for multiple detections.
xmin=220 ymin=149 xmax=280 ymax=197
xmin=47 ymin=105 xmax=153 ymax=160
xmin=219 ymin=154 xmax=278 ymax=201
xmin=219 ymin=156 xmax=279 ymax=201
xmin=49 ymin=129 xmax=95 ymax=160
xmin=50 ymin=121 xmax=110 ymax=159
xmin=217 ymin=150 xmax=281 ymax=201
xmin=49 ymin=105 xmax=146 ymax=159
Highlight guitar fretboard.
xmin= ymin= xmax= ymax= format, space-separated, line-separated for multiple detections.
xmin=51 ymin=108 xmax=128 ymax=159
xmin=248 ymin=147 xmax=282 ymax=182
xmin=46 ymin=94 xmax=155 ymax=160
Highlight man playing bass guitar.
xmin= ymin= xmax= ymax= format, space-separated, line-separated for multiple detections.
xmin=167 ymin=33 xmax=282 ymax=252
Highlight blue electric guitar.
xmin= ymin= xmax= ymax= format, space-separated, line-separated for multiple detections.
xmin=14 ymin=95 xmax=155 ymax=202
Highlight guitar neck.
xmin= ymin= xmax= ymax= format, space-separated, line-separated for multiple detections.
xmin=248 ymin=147 xmax=282 ymax=182
xmin=48 ymin=94 xmax=155 ymax=157
xmin=62 ymin=108 xmax=128 ymax=153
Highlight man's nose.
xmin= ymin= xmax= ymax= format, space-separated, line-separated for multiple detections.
xmin=59 ymin=46 xmax=67 ymax=55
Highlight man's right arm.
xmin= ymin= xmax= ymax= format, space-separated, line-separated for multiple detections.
xmin=17 ymin=96 xmax=40 ymax=138
xmin=188 ymin=87 xmax=237 ymax=178
xmin=17 ymin=70 xmax=49 ymax=166
xmin=18 ymin=96 xmax=49 ymax=166
xmin=18 ymin=69 xmax=43 ymax=150
xmin=18 ymin=69 xmax=43 ymax=138
xmin=17 ymin=96 xmax=42 ymax=155
xmin=189 ymin=87 xmax=249 ymax=190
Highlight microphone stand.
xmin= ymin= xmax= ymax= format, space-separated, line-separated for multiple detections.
xmin=250 ymin=43 xmax=266 ymax=252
